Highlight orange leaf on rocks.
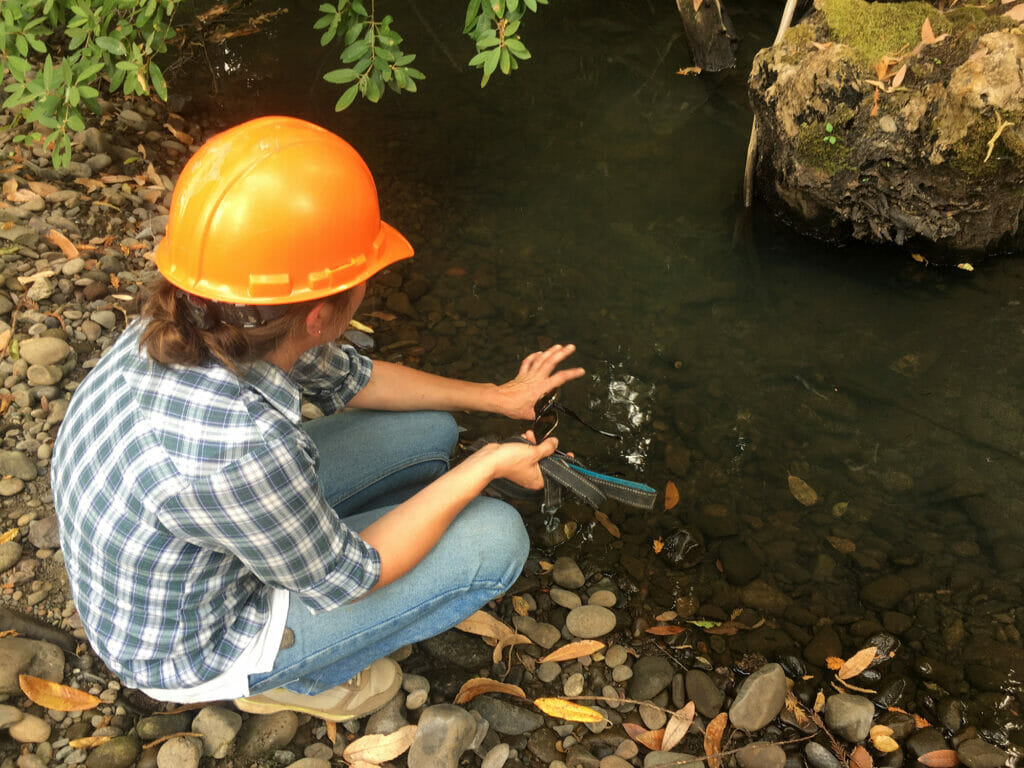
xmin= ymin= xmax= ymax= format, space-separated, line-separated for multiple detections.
xmin=838 ymin=646 xmax=878 ymax=680
xmin=69 ymin=735 xmax=113 ymax=749
xmin=0 ymin=528 xmax=17 ymax=545
xmin=512 ymin=595 xmax=530 ymax=616
xmin=851 ymin=745 xmax=874 ymax=768
xmin=342 ymin=724 xmax=416 ymax=764
xmin=19 ymin=675 xmax=101 ymax=712
xmin=1 ymin=179 xmax=16 ymax=197
xmin=664 ymin=482 xmax=680 ymax=510
xmin=919 ymin=750 xmax=959 ymax=768
xmin=624 ymin=722 xmax=664 ymax=750
xmin=645 ymin=625 xmax=685 ymax=636
xmin=539 ymin=640 xmax=605 ymax=664
xmin=534 ymin=698 xmax=606 ymax=723
xmin=455 ymin=611 xmax=516 ymax=642
xmin=164 ymin=123 xmax=195 ymax=146
xmin=594 ymin=509 xmax=620 ymax=538
xmin=913 ymin=714 xmax=931 ymax=728
xmin=454 ymin=677 xmax=526 ymax=704
xmin=325 ymin=720 xmax=337 ymax=745
xmin=705 ymin=711 xmax=728 ymax=768
xmin=652 ymin=537 xmax=665 ymax=554
xmin=662 ymin=701 xmax=695 ymax=751
xmin=46 ymin=230 xmax=79 ymax=259
xmin=825 ymin=656 xmax=844 ymax=671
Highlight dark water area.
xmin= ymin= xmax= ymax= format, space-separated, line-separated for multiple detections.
xmin=172 ymin=0 xmax=1024 ymax=754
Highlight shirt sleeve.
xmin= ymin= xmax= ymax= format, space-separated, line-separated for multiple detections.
xmin=290 ymin=343 xmax=373 ymax=414
xmin=158 ymin=432 xmax=380 ymax=613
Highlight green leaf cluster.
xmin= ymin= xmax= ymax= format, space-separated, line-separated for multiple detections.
xmin=463 ymin=0 xmax=543 ymax=87
xmin=318 ymin=0 xmax=424 ymax=111
xmin=1 ymin=0 xmax=177 ymax=167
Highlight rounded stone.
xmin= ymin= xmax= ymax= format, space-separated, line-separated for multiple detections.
xmin=83 ymin=737 xmax=143 ymax=768
xmin=604 ymin=645 xmax=628 ymax=668
xmin=564 ymin=672 xmax=585 ymax=697
xmin=156 ymin=735 xmax=202 ymax=768
xmin=18 ymin=337 xmax=70 ymax=366
xmin=8 ymin=713 xmax=50 ymax=743
xmin=550 ymin=586 xmax=582 ymax=609
xmin=738 ymin=741 xmax=787 ymax=768
xmin=552 ymin=557 xmax=585 ymax=589
xmin=566 ymin=605 xmax=616 ymax=639
xmin=729 ymin=663 xmax=787 ymax=732
xmin=823 ymin=693 xmax=875 ymax=742
xmin=0 ymin=541 xmax=24 ymax=572
xmin=0 ymin=451 xmax=37 ymax=481
xmin=588 ymin=589 xmax=617 ymax=608
xmin=26 ymin=364 xmax=62 ymax=387
xmin=628 ymin=656 xmax=675 ymax=701
xmin=191 ymin=705 xmax=241 ymax=759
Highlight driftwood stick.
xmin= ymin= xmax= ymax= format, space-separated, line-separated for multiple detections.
xmin=743 ymin=0 xmax=801 ymax=208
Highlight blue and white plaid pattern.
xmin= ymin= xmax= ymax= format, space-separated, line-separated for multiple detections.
xmin=51 ymin=321 xmax=380 ymax=689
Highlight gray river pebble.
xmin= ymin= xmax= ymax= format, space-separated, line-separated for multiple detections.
xmin=552 ymin=556 xmax=585 ymax=589
xmin=565 ymin=605 xmax=616 ymax=639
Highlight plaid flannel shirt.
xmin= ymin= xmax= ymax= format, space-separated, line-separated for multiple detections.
xmin=51 ymin=320 xmax=380 ymax=689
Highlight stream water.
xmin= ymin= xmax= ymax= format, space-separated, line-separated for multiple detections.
xmin=173 ymin=0 xmax=1024 ymax=753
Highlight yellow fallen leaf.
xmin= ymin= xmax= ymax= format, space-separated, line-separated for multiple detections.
xmin=652 ymin=537 xmax=665 ymax=554
xmin=0 ymin=528 xmax=18 ymax=545
xmin=349 ymin=319 xmax=374 ymax=334
xmin=342 ymin=724 xmax=416 ymax=764
xmin=677 ymin=66 xmax=703 ymax=75
xmin=69 ymin=735 xmax=113 ymax=749
xmin=454 ymin=677 xmax=526 ymax=704
xmin=873 ymin=734 xmax=900 ymax=753
xmin=537 ymin=560 xmax=554 ymax=573
xmin=814 ymin=690 xmax=826 ymax=712
xmin=534 ymin=698 xmax=606 ymax=723
xmin=19 ymin=675 xmax=101 ymax=712
xmin=918 ymin=750 xmax=959 ymax=768
xmin=538 ymin=640 xmax=605 ymax=664
xmin=625 ymin=722 xmax=664 ymax=750
xmin=512 ymin=595 xmax=530 ymax=617
xmin=870 ymin=724 xmax=894 ymax=739
xmin=655 ymin=611 xmax=677 ymax=622
xmin=957 ymin=263 xmax=974 ymax=271
xmin=788 ymin=474 xmax=818 ymax=506
xmin=911 ymin=253 xmax=929 ymax=265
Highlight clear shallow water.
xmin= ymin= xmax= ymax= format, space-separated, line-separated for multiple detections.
xmin=178 ymin=0 xmax=1024 ymax=748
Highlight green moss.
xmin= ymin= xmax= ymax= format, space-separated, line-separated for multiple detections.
xmin=945 ymin=5 xmax=1016 ymax=35
xmin=796 ymin=121 xmax=853 ymax=176
xmin=951 ymin=110 xmax=1024 ymax=178
xmin=781 ymin=24 xmax=816 ymax=64
xmin=821 ymin=0 xmax=951 ymax=70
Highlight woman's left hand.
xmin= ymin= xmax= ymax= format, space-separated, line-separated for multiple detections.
xmin=496 ymin=344 xmax=586 ymax=420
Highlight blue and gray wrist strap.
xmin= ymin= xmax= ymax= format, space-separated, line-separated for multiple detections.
xmin=480 ymin=436 xmax=657 ymax=513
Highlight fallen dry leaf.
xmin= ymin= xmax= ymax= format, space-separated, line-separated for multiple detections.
xmin=624 ymin=722 xmax=664 ymax=750
xmin=652 ymin=537 xmax=665 ymax=554
xmin=0 ymin=528 xmax=17 ymax=545
xmin=811 ymin=41 xmax=834 ymax=50
xmin=594 ymin=509 xmax=621 ymax=538
xmin=645 ymin=625 xmax=685 ymax=636
xmin=664 ymin=481 xmax=680 ymax=510
xmin=2 ymin=179 xmax=16 ymax=197
xmin=705 ymin=711 xmax=728 ymax=768
xmin=537 ymin=560 xmax=554 ymax=573
xmin=325 ymin=720 xmax=336 ymax=745
xmin=27 ymin=181 xmax=58 ymax=197
xmin=662 ymin=701 xmax=695 ymax=751
xmin=677 ymin=66 xmax=703 ymax=75
xmin=918 ymin=750 xmax=959 ymax=768
xmin=850 ymin=745 xmax=873 ymax=768
xmin=534 ymin=697 xmax=606 ymax=723
xmin=813 ymin=690 xmax=826 ymax=713
xmin=891 ymin=63 xmax=907 ymax=89
xmin=454 ymin=677 xmax=526 ymax=705
xmin=342 ymin=724 xmax=416 ymax=764
xmin=692 ymin=0 xmax=704 ymax=11
xmin=538 ymin=640 xmax=605 ymax=664
xmin=922 ymin=17 xmax=937 ymax=44
xmin=47 ymin=229 xmax=79 ymax=259
xmin=141 ymin=731 xmax=204 ymax=750
xmin=164 ymin=123 xmax=195 ymax=146
xmin=870 ymin=724 xmax=894 ymax=739
xmin=827 ymin=536 xmax=856 ymax=554
xmin=7 ymin=188 xmax=39 ymax=203
xmin=68 ymin=735 xmax=113 ymax=749
xmin=1006 ymin=5 xmax=1024 ymax=20
xmin=873 ymin=733 xmax=900 ymax=753
xmin=788 ymin=475 xmax=818 ymax=506
xmin=655 ymin=610 xmax=677 ymax=622
xmin=19 ymin=675 xmax=101 ymax=712
xmin=75 ymin=178 xmax=106 ymax=192
xmin=512 ymin=595 xmax=530 ymax=617
xmin=455 ymin=611 xmax=515 ymax=642
xmin=838 ymin=646 xmax=878 ymax=680
xmin=914 ymin=713 xmax=932 ymax=728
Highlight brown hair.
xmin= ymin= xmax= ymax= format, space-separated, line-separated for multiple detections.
xmin=139 ymin=276 xmax=352 ymax=370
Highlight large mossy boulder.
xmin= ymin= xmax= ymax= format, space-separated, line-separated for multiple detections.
xmin=749 ymin=0 xmax=1024 ymax=260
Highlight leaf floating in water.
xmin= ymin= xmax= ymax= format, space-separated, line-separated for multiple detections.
xmin=687 ymin=619 xmax=722 ymax=629
xmin=705 ymin=712 xmax=728 ymax=768
xmin=832 ymin=501 xmax=849 ymax=517
xmin=19 ymin=675 xmax=101 ymax=712
xmin=454 ymin=677 xmax=526 ymax=704
xmin=645 ymin=625 xmax=685 ymax=636
xmin=788 ymin=474 xmax=818 ymax=506
xmin=664 ymin=481 xmax=680 ymax=510
xmin=911 ymin=253 xmax=929 ymax=266
xmin=652 ymin=537 xmax=665 ymax=554
xmin=538 ymin=640 xmax=605 ymax=664
xmin=677 ymin=66 xmax=703 ymax=76
xmin=838 ymin=646 xmax=878 ymax=680
xmin=662 ymin=701 xmax=695 ymax=752
xmin=956 ymin=262 xmax=974 ymax=271
xmin=918 ymin=750 xmax=959 ymax=768
xmin=534 ymin=698 xmax=606 ymax=723
xmin=594 ymin=510 xmax=620 ymax=538
xmin=654 ymin=610 xmax=677 ymax=622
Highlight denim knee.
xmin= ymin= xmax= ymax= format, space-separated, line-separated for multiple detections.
xmin=456 ymin=497 xmax=529 ymax=590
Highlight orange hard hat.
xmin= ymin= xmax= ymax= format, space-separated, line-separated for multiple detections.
xmin=154 ymin=115 xmax=412 ymax=305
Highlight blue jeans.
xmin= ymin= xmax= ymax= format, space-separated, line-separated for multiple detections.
xmin=248 ymin=409 xmax=529 ymax=696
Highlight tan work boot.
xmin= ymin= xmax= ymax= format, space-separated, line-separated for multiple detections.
xmin=234 ymin=657 xmax=402 ymax=722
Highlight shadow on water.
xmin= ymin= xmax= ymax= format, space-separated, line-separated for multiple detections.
xmin=174 ymin=0 xmax=1024 ymax=749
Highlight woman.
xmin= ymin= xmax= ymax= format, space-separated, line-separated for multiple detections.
xmin=51 ymin=116 xmax=583 ymax=721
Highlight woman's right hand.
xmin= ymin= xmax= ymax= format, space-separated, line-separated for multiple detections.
xmin=476 ymin=431 xmax=557 ymax=490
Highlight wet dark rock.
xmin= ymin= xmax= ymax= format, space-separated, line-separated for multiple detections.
xmin=956 ymin=738 xmax=1010 ymax=768
xmin=876 ymin=710 xmax=916 ymax=741
xmin=861 ymin=574 xmax=911 ymax=611
xmin=662 ymin=526 xmax=705 ymax=569
xmin=718 ymin=538 xmax=762 ymax=586
xmin=823 ymin=693 xmax=874 ymax=742
xmin=804 ymin=626 xmax=842 ymax=668
xmin=804 ymin=741 xmax=843 ymax=768
xmin=527 ymin=727 xmax=562 ymax=764
xmin=553 ymin=556 xmax=586 ymax=589
xmin=421 ymin=629 xmax=494 ymax=670
xmin=84 ymin=734 xmax=141 ymax=768
xmin=407 ymin=704 xmax=479 ymax=768
xmin=365 ymin=691 xmax=408 ymax=735
xmin=882 ymin=612 xmax=914 ymax=635
xmin=878 ymin=750 xmax=905 ymax=768
xmin=864 ymin=632 xmax=901 ymax=664
xmin=905 ymin=728 xmax=949 ymax=758
xmin=234 ymin=711 xmax=299 ymax=757
xmin=565 ymin=743 xmax=600 ymax=767
xmin=936 ymin=696 xmax=966 ymax=732
xmin=873 ymin=676 xmax=915 ymax=710
xmin=469 ymin=695 xmax=544 ymax=736
xmin=628 ymin=656 xmax=675 ymax=701
xmin=693 ymin=504 xmax=739 ymax=539
xmin=136 ymin=711 xmax=194 ymax=740
xmin=737 ymin=741 xmax=787 ymax=768
xmin=729 ymin=663 xmax=787 ymax=732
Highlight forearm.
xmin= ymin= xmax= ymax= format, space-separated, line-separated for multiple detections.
xmin=359 ymin=447 xmax=499 ymax=588
xmin=347 ymin=360 xmax=511 ymax=416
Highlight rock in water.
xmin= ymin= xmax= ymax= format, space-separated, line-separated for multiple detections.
xmin=729 ymin=663 xmax=787 ymax=731
xmin=407 ymin=704 xmax=479 ymax=768
xmin=823 ymin=693 xmax=875 ymax=742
